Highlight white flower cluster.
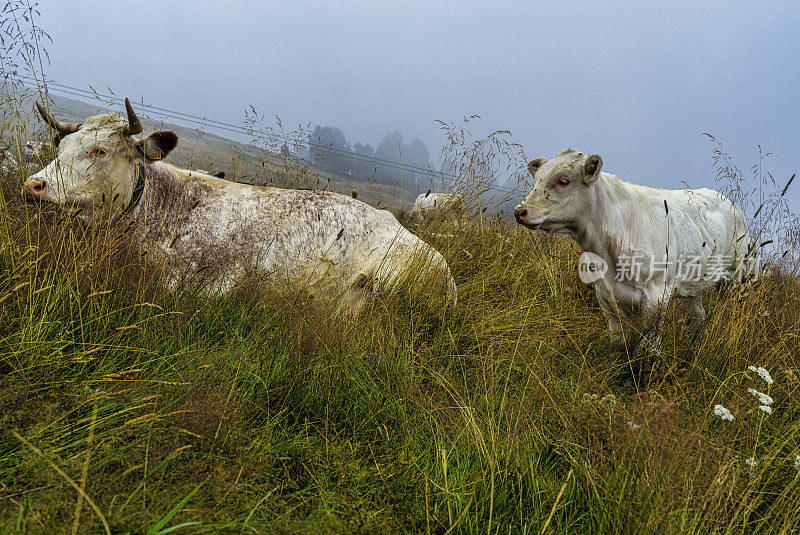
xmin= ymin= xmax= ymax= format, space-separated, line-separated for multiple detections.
xmin=581 ymin=393 xmax=617 ymax=409
xmin=747 ymin=388 xmax=774 ymax=406
xmin=714 ymin=366 xmax=784 ymax=472
xmin=599 ymin=394 xmax=617 ymax=409
xmin=747 ymin=387 xmax=774 ymax=414
xmin=747 ymin=367 xmax=775 ymax=416
xmin=749 ymin=366 xmax=774 ymax=385
xmin=714 ymin=404 xmax=734 ymax=421
xmin=795 ymin=455 xmax=800 ymax=473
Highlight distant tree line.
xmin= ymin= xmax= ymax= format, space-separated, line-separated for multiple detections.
xmin=307 ymin=126 xmax=431 ymax=188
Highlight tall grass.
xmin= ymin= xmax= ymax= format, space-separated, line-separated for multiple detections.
xmin=2 ymin=137 xmax=799 ymax=533
xmin=1 ymin=7 xmax=800 ymax=534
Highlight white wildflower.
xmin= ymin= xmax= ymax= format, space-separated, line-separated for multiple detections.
xmin=745 ymin=457 xmax=758 ymax=467
xmin=760 ymin=310 xmax=770 ymax=317
xmin=627 ymin=421 xmax=640 ymax=430
xmin=748 ymin=366 xmax=774 ymax=385
xmin=759 ymin=405 xmax=773 ymax=414
xmin=747 ymin=388 xmax=774 ymax=405
xmin=794 ymin=455 xmax=800 ymax=472
xmin=714 ymin=404 xmax=735 ymax=421
xmin=599 ymin=394 xmax=617 ymax=408
xmin=581 ymin=393 xmax=598 ymax=406
xmin=463 ymin=250 xmax=473 ymax=259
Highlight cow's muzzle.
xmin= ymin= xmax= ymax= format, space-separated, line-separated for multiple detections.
xmin=23 ymin=178 xmax=47 ymax=200
xmin=514 ymin=205 xmax=541 ymax=228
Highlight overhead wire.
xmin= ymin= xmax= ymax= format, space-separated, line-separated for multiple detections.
xmin=10 ymin=74 xmax=525 ymax=195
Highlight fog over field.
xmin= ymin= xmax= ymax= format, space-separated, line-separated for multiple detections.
xmin=38 ymin=1 xmax=800 ymax=208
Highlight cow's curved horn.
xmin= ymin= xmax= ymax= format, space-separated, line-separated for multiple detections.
xmin=35 ymin=101 xmax=80 ymax=134
xmin=122 ymin=98 xmax=143 ymax=136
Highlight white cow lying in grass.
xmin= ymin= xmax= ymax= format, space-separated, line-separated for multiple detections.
xmin=24 ymin=99 xmax=457 ymax=313
xmin=515 ymin=148 xmax=753 ymax=366
xmin=410 ymin=192 xmax=465 ymax=226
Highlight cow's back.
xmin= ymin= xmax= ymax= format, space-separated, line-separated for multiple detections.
xmin=145 ymin=172 xmax=455 ymax=306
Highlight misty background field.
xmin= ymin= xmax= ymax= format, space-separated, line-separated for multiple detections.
xmin=2 ymin=2 xmax=800 ymax=534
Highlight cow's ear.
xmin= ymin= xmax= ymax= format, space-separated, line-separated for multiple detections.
xmin=583 ymin=154 xmax=602 ymax=184
xmin=136 ymin=131 xmax=178 ymax=161
xmin=527 ymin=157 xmax=548 ymax=177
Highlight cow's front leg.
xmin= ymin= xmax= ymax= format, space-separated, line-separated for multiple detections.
xmin=601 ymin=308 xmax=627 ymax=345
xmin=596 ymin=286 xmax=631 ymax=346
xmin=676 ymin=294 xmax=706 ymax=339
xmin=635 ymin=298 xmax=670 ymax=374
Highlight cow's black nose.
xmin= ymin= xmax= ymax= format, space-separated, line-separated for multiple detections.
xmin=514 ymin=206 xmax=527 ymax=223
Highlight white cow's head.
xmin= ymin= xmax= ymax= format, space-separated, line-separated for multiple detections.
xmin=24 ymin=99 xmax=178 ymax=216
xmin=514 ymin=148 xmax=602 ymax=234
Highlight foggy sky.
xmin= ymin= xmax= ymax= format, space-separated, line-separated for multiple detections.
xmin=32 ymin=1 xmax=800 ymax=207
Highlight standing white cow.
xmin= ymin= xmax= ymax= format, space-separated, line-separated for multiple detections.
xmin=515 ymin=148 xmax=753 ymax=366
xmin=410 ymin=192 xmax=465 ymax=226
xmin=25 ymin=100 xmax=457 ymax=312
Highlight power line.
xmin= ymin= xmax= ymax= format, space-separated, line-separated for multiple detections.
xmin=38 ymin=82 xmax=425 ymax=178
xmin=10 ymin=74 xmax=525 ymax=195
xmin=16 ymin=73 xmax=446 ymax=177
xmin=15 ymin=74 xmax=526 ymax=195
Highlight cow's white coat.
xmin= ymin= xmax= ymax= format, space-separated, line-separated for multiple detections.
xmin=410 ymin=192 xmax=465 ymax=225
xmin=516 ymin=148 xmax=752 ymax=355
xmin=27 ymin=111 xmax=457 ymax=312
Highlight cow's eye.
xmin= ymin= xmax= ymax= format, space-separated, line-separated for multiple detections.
xmin=555 ymin=177 xmax=570 ymax=187
xmin=89 ymin=147 xmax=107 ymax=157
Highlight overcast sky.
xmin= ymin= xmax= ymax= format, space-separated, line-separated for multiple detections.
xmin=32 ymin=1 xmax=800 ymax=208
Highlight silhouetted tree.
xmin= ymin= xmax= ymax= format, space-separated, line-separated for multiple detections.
xmin=308 ymin=125 xmax=352 ymax=176
xmin=374 ymin=131 xmax=405 ymax=185
xmin=373 ymin=132 xmax=431 ymax=187
xmin=352 ymin=142 xmax=376 ymax=180
xmin=406 ymin=137 xmax=432 ymax=188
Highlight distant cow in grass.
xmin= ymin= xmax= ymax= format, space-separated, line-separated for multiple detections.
xmin=24 ymin=99 xmax=457 ymax=312
xmin=410 ymin=192 xmax=465 ymax=226
xmin=515 ymin=148 xmax=753 ymax=365
xmin=0 ymin=147 xmax=17 ymax=176
xmin=191 ymin=169 xmax=224 ymax=178
xmin=19 ymin=141 xmax=56 ymax=175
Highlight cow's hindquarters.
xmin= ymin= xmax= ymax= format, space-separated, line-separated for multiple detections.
xmin=363 ymin=229 xmax=457 ymax=311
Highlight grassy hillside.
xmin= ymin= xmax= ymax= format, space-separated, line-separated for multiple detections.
xmin=1 ymin=127 xmax=799 ymax=535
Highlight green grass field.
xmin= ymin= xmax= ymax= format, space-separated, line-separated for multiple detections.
xmin=1 ymin=140 xmax=799 ymax=534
